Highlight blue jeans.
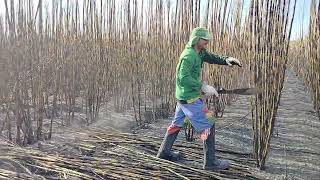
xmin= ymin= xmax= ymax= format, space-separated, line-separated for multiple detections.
xmin=171 ymin=98 xmax=214 ymax=133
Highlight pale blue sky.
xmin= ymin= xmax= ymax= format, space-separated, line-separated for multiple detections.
xmin=0 ymin=0 xmax=313 ymax=40
xmin=234 ymin=0 xmax=311 ymax=40
xmin=289 ymin=0 xmax=311 ymax=40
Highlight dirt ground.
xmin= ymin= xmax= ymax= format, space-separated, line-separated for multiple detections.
xmin=1 ymin=70 xmax=319 ymax=179
xmin=133 ymin=70 xmax=320 ymax=180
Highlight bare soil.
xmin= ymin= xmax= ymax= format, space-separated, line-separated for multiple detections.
xmin=134 ymin=70 xmax=320 ymax=180
xmin=1 ymin=70 xmax=319 ymax=179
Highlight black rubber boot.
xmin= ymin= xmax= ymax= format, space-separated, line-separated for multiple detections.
xmin=203 ymin=125 xmax=230 ymax=170
xmin=156 ymin=130 xmax=182 ymax=161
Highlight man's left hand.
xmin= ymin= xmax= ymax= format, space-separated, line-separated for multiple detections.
xmin=226 ymin=57 xmax=242 ymax=67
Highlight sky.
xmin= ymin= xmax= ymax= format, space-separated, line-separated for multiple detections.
xmin=0 ymin=0 xmax=312 ymax=40
xmin=238 ymin=0 xmax=311 ymax=40
xmin=290 ymin=0 xmax=312 ymax=40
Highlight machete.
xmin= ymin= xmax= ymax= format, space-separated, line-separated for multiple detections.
xmin=216 ymin=87 xmax=261 ymax=95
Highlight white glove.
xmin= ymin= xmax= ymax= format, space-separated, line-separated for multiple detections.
xmin=226 ymin=57 xmax=242 ymax=67
xmin=201 ymin=82 xmax=219 ymax=97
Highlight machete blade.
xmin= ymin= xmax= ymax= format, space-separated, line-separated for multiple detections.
xmin=217 ymin=87 xmax=262 ymax=95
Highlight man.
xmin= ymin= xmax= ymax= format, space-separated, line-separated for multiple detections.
xmin=156 ymin=27 xmax=241 ymax=170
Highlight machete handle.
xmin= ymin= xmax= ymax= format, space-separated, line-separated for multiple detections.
xmin=216 ymin=87 xmax=226 ymax=94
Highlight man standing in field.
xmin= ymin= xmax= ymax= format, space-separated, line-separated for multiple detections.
xmin=156 ymin=27 xmax=241 ymax=170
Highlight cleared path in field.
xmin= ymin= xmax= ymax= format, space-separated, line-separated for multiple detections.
xmin=137 ymin=70 xmax=320 ymax=179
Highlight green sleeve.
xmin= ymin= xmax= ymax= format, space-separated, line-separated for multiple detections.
xmin=177 ymin=57 xmax=202 ymax=90
xmin=200 ymin=49 xmax=229 ymax=65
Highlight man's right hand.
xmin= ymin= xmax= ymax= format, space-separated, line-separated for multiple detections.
xmin=201 ymin=82 xmax=219 ymax=97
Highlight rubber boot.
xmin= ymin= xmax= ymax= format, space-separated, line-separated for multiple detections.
xmin=203 ymin=125 xmax=230 ymax=170
xmin=156 ymin=130 xmax=182 ymax=161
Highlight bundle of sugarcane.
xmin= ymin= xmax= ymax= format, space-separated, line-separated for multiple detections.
xmin=0 ymin=128 xmax=263 ymax=180
xmin=246 ymin=0 xmax=298 ymax=169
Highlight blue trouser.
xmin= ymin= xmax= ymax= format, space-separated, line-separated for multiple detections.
xmin=170 ymin=98 xmax=214 ymax=133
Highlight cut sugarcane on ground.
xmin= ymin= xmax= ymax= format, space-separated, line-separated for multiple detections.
xmin=0 ymin=128 xmax=262 ymax=180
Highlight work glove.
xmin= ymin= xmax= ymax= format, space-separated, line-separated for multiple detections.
xmin=201 ymin=82 xmax=219 ymax=97
xmin=226 ymin=57 xmax=242 ymax=67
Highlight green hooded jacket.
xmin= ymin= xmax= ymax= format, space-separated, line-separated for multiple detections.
xmin=175 ymin=27 xmax=229 ymax=101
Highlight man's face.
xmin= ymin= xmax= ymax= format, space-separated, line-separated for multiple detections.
xmin=196 ymin=38 xmax=209 ymax=49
